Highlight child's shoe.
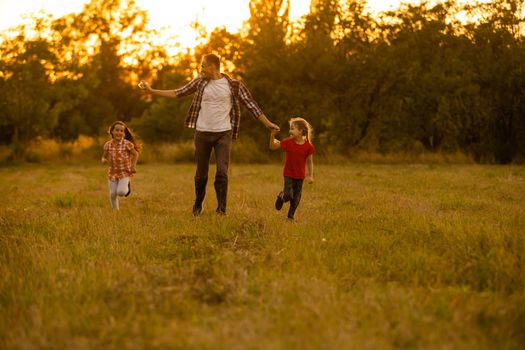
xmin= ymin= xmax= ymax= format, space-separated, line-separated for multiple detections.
xmin=275 ymin=192 xmax=284 ymax=210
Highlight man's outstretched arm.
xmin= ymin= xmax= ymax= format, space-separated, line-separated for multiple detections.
xmin=139 ymin=81 xmax=177 ymax=98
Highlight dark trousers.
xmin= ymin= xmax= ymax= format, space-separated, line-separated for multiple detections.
xmin=282 ymin=176 xmax=304 ymax=219
xmin=194 ymin=130 xmax=232 ymax=212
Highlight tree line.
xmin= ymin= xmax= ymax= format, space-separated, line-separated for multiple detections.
xmin=1 ymin=0 xmax=524 ymax=163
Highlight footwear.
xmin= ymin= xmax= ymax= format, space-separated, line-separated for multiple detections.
xmin=125 ymin=181 xmax=131 ymax=197
xmin=192 ymin=204 xmax=203 ymax=216
xmin=216 ymin=208 xmax=226 ymax=216
xmin=275 ymin=192 xmax=284 ymax=211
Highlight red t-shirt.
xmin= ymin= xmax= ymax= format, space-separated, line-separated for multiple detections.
xmin=280 ymin=138 xmax=315 ymax=179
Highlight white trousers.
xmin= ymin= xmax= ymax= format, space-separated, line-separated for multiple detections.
xmin=108 ymin=177 xmax=130 ymax=210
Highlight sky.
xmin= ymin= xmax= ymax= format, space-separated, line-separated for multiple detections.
xmin=0 ymin=0 xmax=413 ymax=48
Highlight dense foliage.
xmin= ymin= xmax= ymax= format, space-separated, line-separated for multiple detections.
xmin=1 ymin=0 xmax=524 ymax=163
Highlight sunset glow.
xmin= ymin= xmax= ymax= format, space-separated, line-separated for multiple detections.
xmin=0 ymin=0 xmax=418 ymax=50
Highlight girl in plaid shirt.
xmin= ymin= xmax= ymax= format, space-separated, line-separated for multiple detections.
xmin=102 ymin=121 xmax=141 ymax=210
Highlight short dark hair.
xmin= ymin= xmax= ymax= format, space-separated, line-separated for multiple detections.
xmin=203 ymin=53 xmax=220 ymax=70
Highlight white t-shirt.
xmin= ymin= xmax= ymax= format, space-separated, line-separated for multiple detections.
xmin=196 ymin=77 xmax=233 ymax=132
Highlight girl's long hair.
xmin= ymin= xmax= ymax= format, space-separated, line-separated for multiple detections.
xmin=108 ymin=121 xmax=143 ymax=153
xmin=289 ymin=117 xmax=313 ymax=143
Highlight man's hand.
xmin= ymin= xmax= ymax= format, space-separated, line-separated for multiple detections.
xmin=306 ymin=176 xmax=314 ymax=184
xmin=138 ymin=80 xmax=151 ymax=91
xmin=258 ymin=114 xmax=280 ymax=131
xmin=267 ymin=121 xmax=280 ymax=131
xmin=131 ymin=165 xmax=136 ymax=174
xmin=101 ymin=157 xmax=108 ymax=164
xmin=271 ymin=128 xmax=279 ymax=135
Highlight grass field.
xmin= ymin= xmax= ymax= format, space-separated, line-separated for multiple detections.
xmin=1 ymin=162 xmax=524 ymax=349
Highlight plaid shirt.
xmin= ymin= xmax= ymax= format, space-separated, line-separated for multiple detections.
xmin=174 ymin=73 xmax=263 ymax=140
xmin=103 ymin=139 xmax=135 ymax=180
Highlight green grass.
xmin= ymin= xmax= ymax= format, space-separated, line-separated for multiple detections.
xmin=1 ymin=162 xmax=524 ymax=349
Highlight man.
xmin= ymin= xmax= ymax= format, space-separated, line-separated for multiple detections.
xmin=139 ymin=53 xmax=280 ymax=216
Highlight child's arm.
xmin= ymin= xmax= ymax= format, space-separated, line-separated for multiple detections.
xmin=101 ymin=149 xmax=109 ymax=164
xmin=269 ymin=129 xmax=281 ymax=150
xmin=130 ymin=148 xmax=139 ymax=173
xmin=306 ymin=154 xmax=314 ymax=184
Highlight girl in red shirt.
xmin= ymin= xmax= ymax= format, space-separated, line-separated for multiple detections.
xmin=102 ymin=121 xmax=141 ymax=210
xmin=270 ymin=117 xmax=315 ymax=221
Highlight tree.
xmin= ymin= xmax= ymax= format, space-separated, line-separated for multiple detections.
xmin=465 ymin=0 xmax=525 ymax=162
xmin=237 ymin=0 xmax=292 ymax=145
xmin=49 ymin=0 xmax=166 ymax=139
xmin=0 ymin=19 xmax=60 ymax=160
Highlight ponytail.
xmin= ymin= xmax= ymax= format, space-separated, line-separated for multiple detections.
xmin=289 ymin=117 xmax=313 ymax=143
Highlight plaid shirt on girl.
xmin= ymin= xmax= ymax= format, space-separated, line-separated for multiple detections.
xmin=103 ymin=139 xmax=136 ymax=180
xmin=174 ymin=73 xmax=264 ymax=140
